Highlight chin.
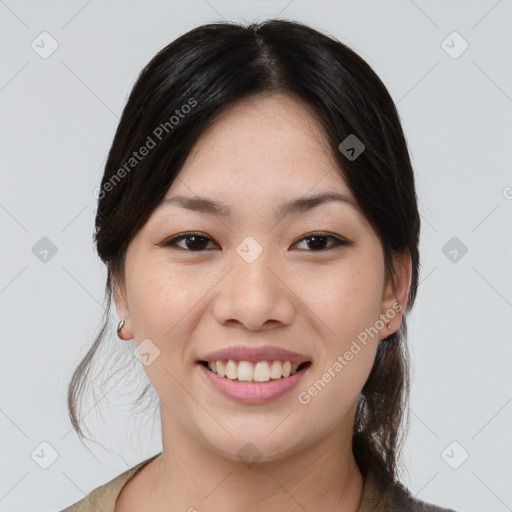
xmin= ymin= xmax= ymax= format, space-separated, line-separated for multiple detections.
xmin=198 ymin=426 xmax=312 ymax=466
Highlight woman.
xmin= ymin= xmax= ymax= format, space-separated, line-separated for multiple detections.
xmin=62 ymin=19 xmax=459 ymax=512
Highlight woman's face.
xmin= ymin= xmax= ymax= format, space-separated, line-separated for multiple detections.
xmin=115 ymin=93 xmax=410 ymax=463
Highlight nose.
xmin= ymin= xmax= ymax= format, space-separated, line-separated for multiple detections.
xmin=212 ymin=250 xmax=296 ymax=331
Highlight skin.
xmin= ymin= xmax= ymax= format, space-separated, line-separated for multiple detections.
xmin=113 ymin=93 xmax=411 ymax=512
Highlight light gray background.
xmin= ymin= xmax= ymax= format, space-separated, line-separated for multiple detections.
xmin=1 ymin=1 xmax=511 ymax=511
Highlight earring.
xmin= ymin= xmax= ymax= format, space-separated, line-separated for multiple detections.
xmin=386 ymin=322 xmax=391 ymax=329
xmin=117 ymin=319 xmax=126 ymax=339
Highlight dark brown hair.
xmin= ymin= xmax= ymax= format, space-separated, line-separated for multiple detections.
xmin=67 ymin=19 xmax=420 ymax=491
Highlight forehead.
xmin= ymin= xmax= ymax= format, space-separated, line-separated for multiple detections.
xmin=188 ymin=93 xmax=332 ymax=161
xmin=169 ymin=93 xmax=353 ymax=203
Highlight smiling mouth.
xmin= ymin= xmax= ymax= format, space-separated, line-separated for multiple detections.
xmin=198 ymin=360 xmax=311 ymax=384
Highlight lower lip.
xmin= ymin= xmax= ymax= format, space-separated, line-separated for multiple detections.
xmin=197 ymin=363 xmax=310 ymax=405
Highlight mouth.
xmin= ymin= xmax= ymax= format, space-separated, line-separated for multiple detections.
xmin=196 ymin=358 xmax=312 ymax=404
xmin=197 ymin=359 xmax=312 ymax=383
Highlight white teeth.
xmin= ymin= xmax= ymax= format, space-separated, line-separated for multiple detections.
xmin=253 ymin=361 xmax=270 ymax=382
xmin=225 ymin=360 xmax=237 ymax=380
xmin=270 ymin=361 xmax=283 ymax=379
xmin=204 ymin=360 xmax=304 ymax=382
xmin=237 ymin=361 xmax=254 ymax=381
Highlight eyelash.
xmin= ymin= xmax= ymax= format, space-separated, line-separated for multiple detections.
xmin=159 ymin=231 xmax=351 ymax=252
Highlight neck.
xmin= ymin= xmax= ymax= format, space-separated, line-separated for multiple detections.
xmin=136 ymin=406 xmax=364 ymax=512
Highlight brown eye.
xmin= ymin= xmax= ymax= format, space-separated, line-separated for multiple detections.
xmin=161 ymin=232 xmax=217 ymax=251
xmin=159 ymin=231 xmax=351 ymax=252
xmin=294 ymin=232 xmax=350 ymax=251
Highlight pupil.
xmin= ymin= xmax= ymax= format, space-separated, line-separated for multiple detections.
xmin=187 ymin=235 xmax=207 ymax=250
xmin=308 ymin=235 xmax=325 ymax=250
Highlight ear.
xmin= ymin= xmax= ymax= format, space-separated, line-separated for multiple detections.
xmin=112 ymin=276 xmax=133 ymax=340
xmin=379 ymin=248 xmax=412 ymax=339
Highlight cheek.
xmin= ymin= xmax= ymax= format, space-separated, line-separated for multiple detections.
xmin=307 ymin=259 xmax=384 ymax=344
xmin=125 ymin=261 xmax=222 ymax=376
xmin=126 ymin=265 xmax=199 ymax=344
xmin=298 ymin=264 xmax=381 ymax=419
xmin=125 ymin=268 xmax=201 ymax=399
xmin=306 ymin=342 xmax=377 ymax=425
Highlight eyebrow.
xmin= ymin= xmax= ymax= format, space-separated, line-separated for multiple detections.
xmin=158 ymin=192 xmax=359 ymax=220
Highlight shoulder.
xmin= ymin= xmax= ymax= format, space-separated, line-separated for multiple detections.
xmin=360 ymin=467 xmax=460 ymax=512
xmin=58 ymin=453 xmax=161 ymax=512
xmin=381 ymin=477 xmax=460 ymax=512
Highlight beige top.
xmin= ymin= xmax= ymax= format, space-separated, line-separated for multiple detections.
xmin=60 ymin=452 xmax=458 ymax=512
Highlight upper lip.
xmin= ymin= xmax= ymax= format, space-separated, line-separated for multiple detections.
xmin=198 ymin=345 xmax=311 ymax=363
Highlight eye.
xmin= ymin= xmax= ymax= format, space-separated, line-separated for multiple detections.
xmin=159 ymin=232 xmax=218 ymax=251
xmin=159 ymin=231 xmax=351 ymax=252
xmin=293 ymin=232 xmax=351 ymax=251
